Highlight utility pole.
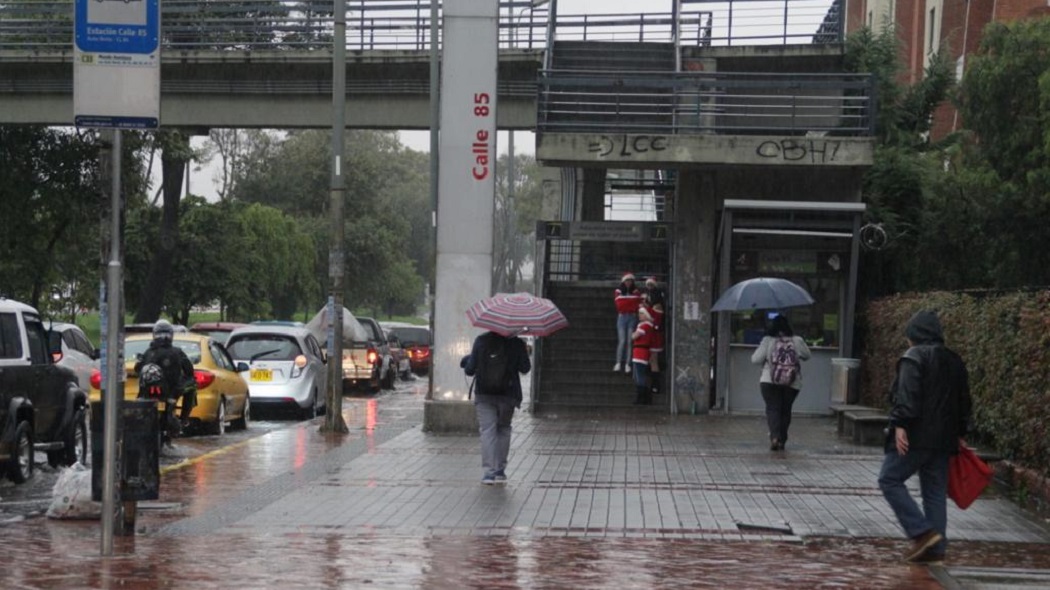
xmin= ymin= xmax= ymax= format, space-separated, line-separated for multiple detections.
xmin=426 ymin=0 xmax=439 ymax=400
xmin=323 ymin=0 xmax=349 ymax=433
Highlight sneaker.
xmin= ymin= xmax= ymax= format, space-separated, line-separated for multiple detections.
xmin=904 ymin=530 xmax=943 ymax=562
xmin=624 ymin=364 xmax=632 ymax=374
xmin=494 ymin=470 xmax=507 ymax=483
xmin=910 ymin=548 xmax=945 ymax=566
xmin=613 ymin=363 xmax=622 ymax=372
xmin=481 ymin=475 xmax=496 ymax=485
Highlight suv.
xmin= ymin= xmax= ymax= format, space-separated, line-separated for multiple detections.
xmin=0 ymin=298 xmax=89 ymax=483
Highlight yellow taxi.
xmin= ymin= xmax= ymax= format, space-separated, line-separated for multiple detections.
xmin=88 ymin=333 xmax=250 ymax=435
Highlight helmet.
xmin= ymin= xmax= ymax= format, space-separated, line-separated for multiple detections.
xmin=153 ymin=319 xmax=174 ymax=343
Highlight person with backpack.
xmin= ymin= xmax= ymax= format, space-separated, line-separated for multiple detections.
xmin=134 ymin=320 xmax=196 ymax=439
xmin=461 ymin=330 xmax=531 ymax=485
xmin=750 ymin=314 xmax=811 ymax=450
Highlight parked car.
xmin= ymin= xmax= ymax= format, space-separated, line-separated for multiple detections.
xmin=87 ymin=333 xmax=251 ymax=436
xmin=48 ymin=322 xmax=100 ymax=391
xmin=226 ymin=324 xmax=327 ymax=419
xmin=381 ymin=322 xmax=431 ymax=375
xmin=0 ymin=298 xmax=89 ymax=483
xmin=190 ymin=321 xmax=248 ymax=345
xmin=378 ymin=324 xmax=412 ymax=380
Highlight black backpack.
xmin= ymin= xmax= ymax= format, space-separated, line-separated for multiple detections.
xmin=475 ymin=334 xmax=511 ymax=395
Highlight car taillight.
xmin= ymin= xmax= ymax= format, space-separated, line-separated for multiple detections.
xmin=90 ymin=369 xmax=101 ymax=390
xmin=294 ymin=354 xmax=307 ymax=368
xmin=51 ymin=351 xmax=63 ymax=363
xmin=194 ymin=370 xmax=215 ymax=389
xmin=406 ymin=350 xmax=413 ymax=359
xmin=367 ymin=349 xmax=378 ymax=365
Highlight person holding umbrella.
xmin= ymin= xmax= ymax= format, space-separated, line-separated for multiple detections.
xmin=750 ymin=314 xmax=811 ymax=450
xmin=463 ymin=293 xmax=568 ymax=484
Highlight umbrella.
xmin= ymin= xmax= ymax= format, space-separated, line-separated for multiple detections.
xmin=466 ymin=292 xmax=569 ymax=337
xmin=306 ymin=305 xmax=369 ymax=343
xmin=710 ymin=277 xmax=815 ymax=312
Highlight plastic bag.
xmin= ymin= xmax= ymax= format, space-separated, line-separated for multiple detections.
xmin=47 ymin=463 xmax=101 ymax=520
xmin=948 ymin=444 xmax=993 ymax=510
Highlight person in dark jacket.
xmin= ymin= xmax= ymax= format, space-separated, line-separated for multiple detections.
xmin=878 ymin=310 xmax=972 ymax=565
xmin=462 ymin=331 xmax=531 ymax=485
xmin=134 ymin=320 xmax=196 ymax=434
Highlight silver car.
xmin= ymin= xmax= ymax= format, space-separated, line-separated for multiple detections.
xmin=48 ymin=322 xmax=100 ymax=391
xmin=225 ymin=325 xmax=327 ymax=419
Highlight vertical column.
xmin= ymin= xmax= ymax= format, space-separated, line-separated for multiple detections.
xmin=426 ymin=0 xmax=499 ymax=432
xmin=669 ymin=170 xmax=717 ymax=415
xmin=579 ymin=168 xmax=607 ymax=221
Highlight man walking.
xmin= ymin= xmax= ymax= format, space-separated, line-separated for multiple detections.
xmin=878 ymin=310 xmax=972 ymax=564
xmin=462 ymin=331 xmax=531 ymax=485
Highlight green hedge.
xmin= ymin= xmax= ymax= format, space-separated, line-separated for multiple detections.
xmin=860 ymin=291 xmax=1050 ymax=476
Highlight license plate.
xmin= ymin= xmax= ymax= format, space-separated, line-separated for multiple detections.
xmin=250 ymin=368 xmax=272 ymax=382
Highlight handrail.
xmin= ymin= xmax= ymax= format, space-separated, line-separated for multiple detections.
xmin=0 ymin=0 xmax=843 ymax=52
xmin=537 ymin=69 xmax=875 ymax=137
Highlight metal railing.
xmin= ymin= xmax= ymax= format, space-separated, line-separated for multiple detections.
xmin=538 ymin=70 xmax=875 ymax=136
xmin=0 ymin=0 xmax=842 ymax=52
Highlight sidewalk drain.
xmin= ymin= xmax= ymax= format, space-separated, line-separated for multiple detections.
xmin=735 ymin=522 xmax=794 ymax=535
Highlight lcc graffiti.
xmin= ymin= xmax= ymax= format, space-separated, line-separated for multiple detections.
xmin=756 ymin=139 xmax=843 ymax=163
xmin=588 ymin=134 xmax=669 ymax=158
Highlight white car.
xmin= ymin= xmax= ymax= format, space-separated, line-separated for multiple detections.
xmin=48 ymin=322 xmax=99 ymax=391
xmin=226 ymin=324 xmax=327 ymax=419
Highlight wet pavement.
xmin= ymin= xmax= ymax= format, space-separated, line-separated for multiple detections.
xmin=2 ymin=380 xmax=1050 ymax=589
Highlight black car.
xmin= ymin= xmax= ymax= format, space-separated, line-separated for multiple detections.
xmin=0 ymin=298 xmax=89 ymax=483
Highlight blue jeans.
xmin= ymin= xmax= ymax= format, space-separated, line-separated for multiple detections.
xmin=476 ymin=397 xmax=515 ymax=478
xmin=878 ymin=448 xmax=950 ymax=554
xmin=632 ymin=360 xmax=649 ymax=388
xmin=616 ymin=313 xmax=638 ymax=365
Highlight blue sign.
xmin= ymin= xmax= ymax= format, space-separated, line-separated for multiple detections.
xmin=75 ymin=115 xmax=160 ymax=130
xmin=74 ymin=0 xmax=160 ymax=55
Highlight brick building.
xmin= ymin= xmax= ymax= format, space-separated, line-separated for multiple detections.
xmin=844 ymin=0 xmax=1050 ymax=139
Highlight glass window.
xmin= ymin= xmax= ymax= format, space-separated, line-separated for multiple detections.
xmin=226 ymin=334 xmax=303 ymax=361
xmin=388 ymin=327 xmax=431 ymax=346
xmin=75 ymin=331 xmax=95 ymax=356
xmin=0 ymin=313 xmax=23 ymax=359
xmin=23 ymin=314 xmax=50 ymax=365
xmin=728 ymin=277 xmax=841 ymax=348
xmin=126 ymin=339 xmax=201 ymax=364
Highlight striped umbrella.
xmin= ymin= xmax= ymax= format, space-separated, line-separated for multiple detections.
xmin=465 ymin=292 xmax=569 ymax=337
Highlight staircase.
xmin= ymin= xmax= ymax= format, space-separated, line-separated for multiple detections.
xmin=541 ymin=41 xmax=678 ymax=134
xmin=535 ymin=282 xmax=669 ymax=410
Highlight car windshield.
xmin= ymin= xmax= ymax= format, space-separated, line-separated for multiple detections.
xmin=198 ymin=330 xmax=232 ymax=345
xmin=126 ymin=340 xmax=202 ymax=364
xmin=227 ymin=334 xmax=302 ymax=361
xmin=388 ymin=327 xmax=430 ymax=346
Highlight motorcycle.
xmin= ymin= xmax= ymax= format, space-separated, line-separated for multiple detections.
xmin=138 ymin=363 xmax=196 ymax=445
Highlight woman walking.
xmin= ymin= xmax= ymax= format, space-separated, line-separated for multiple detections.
xmin=751 ymin=314 xmax=811 ymax=450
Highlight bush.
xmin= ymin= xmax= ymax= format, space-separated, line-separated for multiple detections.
xmin=860 ymin=291 xmax=1050 ymax=476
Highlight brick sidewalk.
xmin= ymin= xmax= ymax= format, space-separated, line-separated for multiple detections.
xmin=3 ymin=389 xmax=1050 ymax=589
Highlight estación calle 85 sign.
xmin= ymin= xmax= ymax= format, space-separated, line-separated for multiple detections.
xmin=73 ymin=0 xmax=160 ymax=129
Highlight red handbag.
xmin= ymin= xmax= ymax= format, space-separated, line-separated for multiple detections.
xmin=948 ymin=444 xmax=993 ymax=509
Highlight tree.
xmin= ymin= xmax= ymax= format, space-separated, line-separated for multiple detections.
xmin=199 ymin=129 xmax=279 ymax=201
xmin=493 ymin=152 xmax=545 ymax=294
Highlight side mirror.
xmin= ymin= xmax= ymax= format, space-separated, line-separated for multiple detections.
xmin=236 ymin=361 xmax=249 ymax=372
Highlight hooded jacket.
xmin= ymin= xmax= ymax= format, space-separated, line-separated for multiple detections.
xmin=887 ymin=311 xmax=973 ymax=453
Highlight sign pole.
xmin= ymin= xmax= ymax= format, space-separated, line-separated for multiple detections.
xmin=100 ymin=129 xmax=123 ymax=556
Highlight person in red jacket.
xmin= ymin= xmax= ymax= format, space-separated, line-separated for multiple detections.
xmin=631 ymin=306 xmax=655 ymax=405
xmin=643 ymin=277 xmax=666 ymax=395
xmin=613 ymin=273 xmax=642 ymax=373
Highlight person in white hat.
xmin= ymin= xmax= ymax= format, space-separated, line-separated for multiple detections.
xmin=613 ymin=273 xmax=642 ymax=373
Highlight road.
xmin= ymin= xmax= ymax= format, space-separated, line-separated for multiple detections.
xmin=0 ymin=374 xmax=425 ymax=523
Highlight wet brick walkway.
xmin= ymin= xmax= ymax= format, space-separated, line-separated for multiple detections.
xmin=2 ymin=387 xmax=1049 ymax=589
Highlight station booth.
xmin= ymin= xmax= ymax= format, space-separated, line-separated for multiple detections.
xmin=713 ymin=199 xmax=866 ymax=415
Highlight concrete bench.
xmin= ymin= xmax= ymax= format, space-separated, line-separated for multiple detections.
xmin=844 ymin=410 xmax=889 ymax=446
xmin=830 ymin=404 xmax=879 ymax=436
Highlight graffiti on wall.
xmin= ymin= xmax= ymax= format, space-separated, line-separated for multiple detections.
xmin=588 ymin=134 xmax=669 ymax=158
xmin=755 ymin=139 xmax=843 ymax=164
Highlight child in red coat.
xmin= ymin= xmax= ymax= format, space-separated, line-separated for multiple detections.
xmin=631 ymin=306 xmax=655 ymax=405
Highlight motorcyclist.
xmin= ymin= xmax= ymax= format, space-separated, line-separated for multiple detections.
xmin=134 ymin=319 xmax=196 ymax=437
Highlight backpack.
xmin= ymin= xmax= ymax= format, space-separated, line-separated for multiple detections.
xmin=769 ymin=337 xmax=800 ymax=386
xmin=138 ymin=363 xmax=168 ymax=400
xmin=475 ymin=334 xmax=511 ymax=395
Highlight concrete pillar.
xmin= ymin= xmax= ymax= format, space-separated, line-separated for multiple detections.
xmin=669 ymin=170 xmax=717 ymax=415
xmin=579 ymin=168 xmax=606 ymax=221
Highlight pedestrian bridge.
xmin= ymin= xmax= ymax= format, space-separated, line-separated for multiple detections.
xmin=0 ymin=0 xmax=864 ymax=136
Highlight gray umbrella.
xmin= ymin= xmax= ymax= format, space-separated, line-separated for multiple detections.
xmin=710 ymin=277 xmax=815 ymax=312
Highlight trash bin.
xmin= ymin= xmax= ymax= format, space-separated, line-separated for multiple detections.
xmin=830 ymin=358 xmax=861 ymax=404
xmin=91 ymin=400 xmax=161 ymax=502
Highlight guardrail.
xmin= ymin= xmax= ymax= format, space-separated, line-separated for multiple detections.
xmin=538 ymin=70 xmax=875 ymax=136
xmin=0 ymin=0 xmax=842 ymax=52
